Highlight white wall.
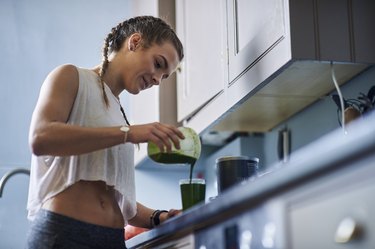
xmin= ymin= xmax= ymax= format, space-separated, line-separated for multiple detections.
xmin=0 ymin=0 xmax=131 ymax=247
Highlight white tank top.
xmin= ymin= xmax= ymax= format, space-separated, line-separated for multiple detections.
xmin=27 ymin=67 xmax=136 ymax=224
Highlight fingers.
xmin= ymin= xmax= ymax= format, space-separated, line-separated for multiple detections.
xmin=149 ymin=123 xmax=185 ymax=153
xmin=127 ymin=123 xmax=185 ymax=153
xmin=159 ymin=209 xmax=181 ymax=224
xmin=167 ymin=209 xmax=182 ymax=218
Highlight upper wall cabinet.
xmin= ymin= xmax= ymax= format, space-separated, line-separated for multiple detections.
xmin=289 ymin=0 xmax=375 ymax=63
xmin=183 ymin=0 xmax=373 ymax=134
xmin=352 ymin=0 xmax=375 ymax=63
xmin=227 ymin=0 xmax=285 ymax=84
xmin=183 ymin=0 xmax=293 ymax=133
xmin=176 ymin=0 xmax=227 ymax=122
xmin=213 ymin=0 xmax=374 ymax=133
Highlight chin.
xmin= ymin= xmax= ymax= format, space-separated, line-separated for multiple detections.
xmin=126 ymin=88 xmax=140 ymax=95
xmin=135 ymin=88 xmax=143 ymax=94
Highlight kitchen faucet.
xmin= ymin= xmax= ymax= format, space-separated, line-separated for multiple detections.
xmin=0 ymin=168 xmax=30 ymax=197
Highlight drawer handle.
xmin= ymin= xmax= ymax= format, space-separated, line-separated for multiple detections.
xmin=334 ymin=217 xmax=362 ymax=243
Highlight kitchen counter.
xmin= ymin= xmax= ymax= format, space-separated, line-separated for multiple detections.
xmin=126 ymin=112 xmax=375 ymax=248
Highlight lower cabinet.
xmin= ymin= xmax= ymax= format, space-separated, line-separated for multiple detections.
xmin=127 ymin=134 xmax=375 ymax=248
xmin=194 ymin=205 xmax=284 ymax=249
xmin=195 ymin=150 xmax=375 ymax=249
xmin=139 ymin=234 xmax=195 ymax=249
xmin=288 ymin=175 xmax=375 ymax=249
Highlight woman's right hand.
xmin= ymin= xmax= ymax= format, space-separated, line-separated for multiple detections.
xmin=126 ymin=123 xmax=185 ymax=153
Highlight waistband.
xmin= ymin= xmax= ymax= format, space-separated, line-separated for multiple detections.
xmin=31 ymin=209 xmax=125 ymax=249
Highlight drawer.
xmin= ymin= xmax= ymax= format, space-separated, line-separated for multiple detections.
xmin=288 ymin=181 xmax=375 ymax=249
xmin=144 ymin=234 xmax=194 ymax=249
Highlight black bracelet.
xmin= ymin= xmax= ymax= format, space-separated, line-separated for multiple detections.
xmin=149 ymin=210 xmax=158 ymax=228
xmin=150 ymin=210 xmax=168 ymax=228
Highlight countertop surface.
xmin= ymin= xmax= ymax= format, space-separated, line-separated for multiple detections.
xmin=126 ymin=112 xmax=375 ymax=248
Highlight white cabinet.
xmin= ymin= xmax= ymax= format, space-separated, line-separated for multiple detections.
xmin=180 ymin=0 xmax=292 ymax=134
xmin=219 ymin=0 xmax=291 ymax=130
xmin=211 ymin=0 xmax=370 ymax=133
xmin=127 ymin=88 xmax=159 ymax=165
xmin=182 ymin=0 xmax=369 ymax=134
xmin=176 ymin=0 xmax=227 ymax=122
xmin=127 ymin=0 xmax=178 ymax=166
xmin=127 ymin=0 xmax=159 ymax=166
xmin=226 ymin=0 xmax=286 ymax=84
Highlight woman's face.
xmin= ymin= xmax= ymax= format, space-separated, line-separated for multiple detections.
xmin=113 ymin=34 xmax=180 ymax=95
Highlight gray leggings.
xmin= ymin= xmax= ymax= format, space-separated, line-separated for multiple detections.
xmin=26 ymin=209 xmax=126 ymax=249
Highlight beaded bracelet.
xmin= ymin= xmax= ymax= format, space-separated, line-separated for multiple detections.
xmin=150 ymin=210 xmax=168 ymax=228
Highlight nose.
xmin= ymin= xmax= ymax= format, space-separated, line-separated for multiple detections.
xmin=152 ymin=73 xmax=164 ymax=86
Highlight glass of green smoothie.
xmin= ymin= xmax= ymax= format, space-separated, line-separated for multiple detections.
xmin=179 ymin=178 xmax=206 ymax=211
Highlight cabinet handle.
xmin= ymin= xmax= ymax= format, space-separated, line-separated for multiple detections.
xmin=334 ymin=217 xmax=362 ymax=243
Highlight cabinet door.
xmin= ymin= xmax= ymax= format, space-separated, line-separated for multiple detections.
xmin=176 ymin=0 xmax=226 ymax=122
xmin=128 ymin=0 xmax=159 ymax=166
xmin=289 ymin=182 xmax=375 ymax=249
xmin=227 ymin=0 xmax=285 ymax=84
xmin=352 ymin=0 xmax=375 ymax=63
xmin=128 ymin=88 xmax=160 ymax=165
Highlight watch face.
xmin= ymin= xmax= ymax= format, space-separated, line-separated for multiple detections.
xmin=120 ymin=126 xmax=129 ymax=132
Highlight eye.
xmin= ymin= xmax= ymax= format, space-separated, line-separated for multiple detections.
xmin=154 ymin=60 xmax=162 ymax=69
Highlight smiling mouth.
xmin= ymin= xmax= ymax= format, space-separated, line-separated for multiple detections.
xmin=141 ymin=77 xmax=148 ymax=90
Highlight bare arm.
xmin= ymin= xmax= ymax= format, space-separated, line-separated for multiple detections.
xmin=29 ymin=64 xmax=185 ymax=157
xmin=29 ymin=64 xmax=127 ymax=156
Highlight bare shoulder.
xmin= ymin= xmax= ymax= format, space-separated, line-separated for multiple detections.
xmin=46 ymin=64 xmax=79 ymax=86
xmin=36 ymin=64 xmax=81 ymax=118
xmin=40 ymin=64 xmax=80 ymax=97
xmin=54 ymin=63 xmax=78 ymax=73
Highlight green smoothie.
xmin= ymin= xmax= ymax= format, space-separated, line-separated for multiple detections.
xmin=147 ymin=127 xmax=204 ymax=209
xmin=149 ymin=152 xmax=197 ymax=182
xmin=180 ymin=179 xmax=206 ymax=210
xmin=149 ymin=153 xmax=197 ymax=165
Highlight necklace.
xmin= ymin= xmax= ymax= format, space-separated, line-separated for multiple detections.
xmin=96 ymin=72 xmax=131 ymax=126
xmin=115 ymin=97 xmax=131 ymax=126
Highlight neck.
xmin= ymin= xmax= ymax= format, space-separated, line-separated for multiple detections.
xmin=92 ymin=65 xmax=122 ymax=98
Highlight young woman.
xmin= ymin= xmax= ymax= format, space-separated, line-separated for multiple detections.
xmin=26 ymin=16 xmax=184 ymax=249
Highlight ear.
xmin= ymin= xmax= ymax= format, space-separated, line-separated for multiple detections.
xmin=128 ymin=33 xmax=142 ymax=51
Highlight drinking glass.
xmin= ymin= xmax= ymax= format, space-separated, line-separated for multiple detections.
xmin=179 ymin=178 xmax=206 ymax=210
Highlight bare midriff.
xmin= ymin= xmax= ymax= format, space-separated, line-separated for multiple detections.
xmin=42 ymin=180 xmax=124 ymax=228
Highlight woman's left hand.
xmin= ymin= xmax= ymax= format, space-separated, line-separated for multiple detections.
xmin=160 ymin=209 xmax=182 ymax=224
